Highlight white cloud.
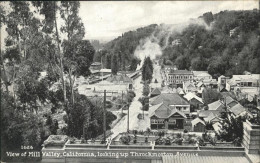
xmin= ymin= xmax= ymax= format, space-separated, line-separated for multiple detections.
xmin=79 ymin=1 xmax=258 ymax=41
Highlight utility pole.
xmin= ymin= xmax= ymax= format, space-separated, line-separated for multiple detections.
xmin=127 ymin=91 xmax=129 ymax=133
xmin=127 ymin=102 xmax=129 ymax=133
xmin=121 ymin=91 xmax=123 ymax=114
xmin=103 ymin=90 xmax=106 ymax=142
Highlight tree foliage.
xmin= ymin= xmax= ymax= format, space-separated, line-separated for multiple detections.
xmin=142 ymin=57 xmax=153 ymax=82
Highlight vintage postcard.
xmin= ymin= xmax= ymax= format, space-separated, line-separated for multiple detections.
xmin=0 ymin=1 xmax=259 ymax=163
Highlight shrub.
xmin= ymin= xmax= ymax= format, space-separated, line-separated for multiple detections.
xmin=233 ymin=137 xmax=242 ymax=147
xmin=184 ymin=129 xmax=188 ymax=133
xmin=174 ymin=138 xmax=183 ymax=145
xmin=165 ymin=138 xmax=171 ymax=145
xmin=177 ymin=133 xmax=182 ymax=138
xmin=188 ymin=138 xmax=197 ymax=145
xmin=70 ymin=137 xmax=76 ymax=144
xmin=120 ymin=135 xmax=131 ymax=145
xmin=155 ymin=138 xmax=164 ymax=145
xmin=208 ymin=136 xmax=216 ymax=146
xmin=133 ymin=136 xmax=137 ymax=144
xmin=145 ymin=137 xmax=148 ymax=143
xmin=158 ymin=131 xmax=165 ymax=138
xmin=198 ymin=137 xmax=206 ymax=146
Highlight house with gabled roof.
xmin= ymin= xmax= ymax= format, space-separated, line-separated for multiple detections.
xmin=204 ymin=112 xmax=222 ymax=124
xmin=191 ymin=117 xmax=206 ymax=132
xmin=150 ymin=87 xmax=161 ymax=97
xmin=228 ymin=103 xmax=251 ymax=118
xmin=183 ymin=81 xmax=197 ymax=94
xmin=183 ymin=92 xmax=203 ymax=112
xmin=149 ymin=93 xmax=190 ymax=115
xmin=149 ymin=102 xmax=187 ymax=130
xmin=176 ymin=87 xmax=185 ymax=95
xmin=207 ymin=100 xmax=225 ymax=111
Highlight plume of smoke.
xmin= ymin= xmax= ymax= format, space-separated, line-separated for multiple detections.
xmin=134 ymin=18 xmax=212 ymax=70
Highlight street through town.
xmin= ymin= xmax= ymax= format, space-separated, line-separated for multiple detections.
xmin=110 ymin=63 xmax=163 ymax=139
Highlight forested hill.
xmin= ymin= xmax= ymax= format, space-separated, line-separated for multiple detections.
xmin=94 ymin=9 xmax=260 ymax=77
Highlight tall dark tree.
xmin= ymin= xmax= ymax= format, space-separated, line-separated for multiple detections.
xmin=111 ymin=54 xmax=118 ymax=75
xmin=142 ymin=57 xmax=153 ymax=82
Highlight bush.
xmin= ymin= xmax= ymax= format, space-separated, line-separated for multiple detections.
xmin=70 ymin=137 xmax=76 ymax=144
xmin=176 ymin=133 xmax=182 ymax=138
xmin=120 ymin=135 xmax=131 ymax=145
xmin=188 ymin=138 xmax=197 ymax=145
xmin=133 ymin=136 xmax=137 ymax=144
xmin=174 ymin=138 xmax=183 ymax=145
xmin=145 ymin=137 xmax=148 ymax=143
xmin=184 ymin=129 xmax=188 ymax=133
xmin=158 ymin=131 xmax=165 ymax=138
xmin=165 ymin=138 xmax=171 ymax=145
xmin=198 ymin=137 xmax=206 ymax=146
xmin=233 ymin=137 xmax=242 ymax=147
xmin=208 ymin=136 xmax=216 ymax=146
xmin=155 ymin=138 xmax=164 ymax=145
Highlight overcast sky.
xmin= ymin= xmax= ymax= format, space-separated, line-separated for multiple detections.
xmin=80 ymin=1 xmax=259 ymax=42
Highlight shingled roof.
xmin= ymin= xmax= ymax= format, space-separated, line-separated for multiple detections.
xmin=106 ymin=74 xmax=133 ymax=83
xmin=149 ymin=103 xmax=186 ymax=119
xmin=229 ymin=103 xmax=246 ymax=116
xmin=150 ymin=88 xmax=161 ymax=96
xmin=150 ymin=93 xmax=189 ymax=106
xmin=208 ymin=100 xmax=225 ymax=111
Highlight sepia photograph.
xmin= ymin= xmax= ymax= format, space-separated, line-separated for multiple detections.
xmin=0 ymin=1 xmax=260 ymax=163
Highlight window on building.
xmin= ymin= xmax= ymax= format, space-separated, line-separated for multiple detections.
xmin=169 ymin=119 xmax=176 ymax=124
xmin=158 ymin=119 xmax=164 ymax=124
xmin=151 ymin=119 xmax=157 ymax=124
xmin=248 ymin=82 xmax=252 ymax=87
xmin=176 ymin=107 xmax=181 ymax=111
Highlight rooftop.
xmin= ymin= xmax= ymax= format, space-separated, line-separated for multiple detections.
xmin=106 ymin=74 xmax=133 ymax=83
xmin=149 ymin=102 xmax=186 ymax=119
xmin=150 ymin=93 xmax=190 ymax=106
xmin=191 ymin=117 xmax=205 ymax=126
xmin=229 ymin=103 xmax=246 ymax=116
xmin=208 ymin=100 xmax=225 ymax=111
xmin=169 ymin=70 xmax=193 ymax=75
xmin=183 ymin=92 xmax=203 ymax=104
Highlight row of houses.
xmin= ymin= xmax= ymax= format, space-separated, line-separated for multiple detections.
xmin=162 ymin=65 xmax=259 ymax=104
xmin=148 ymin=85 xmax=254 ymax=133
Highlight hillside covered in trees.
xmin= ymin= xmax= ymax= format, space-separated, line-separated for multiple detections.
xmin=97 ymin=9 xmax=260 ymax=77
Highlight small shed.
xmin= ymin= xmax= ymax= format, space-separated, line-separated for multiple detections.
xmin=191 ymin=117 xmax=206 ymax=132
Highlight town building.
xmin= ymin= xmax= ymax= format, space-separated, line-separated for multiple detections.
xmin=163 ymin=65 xmax=178 ymax=74
xmin=166 ymin=70 xmax=194 ymax=88
xmin=172 ymin=39 xmax=182 ymax=46
xmin=191 ymin=117 xmax=206 ymax=132
xmin=218 ymin=75 xmax=230 ymax=87
xmin=89 ymin=62 xmax=102 ymax=72
xmin=192 ymin=71 xmax=212 ymax=81
xmin=78 ymin=74 xmax=133 ymax=98
xmin=149 ymin=103 xmax=187 ymax=130
xmin=149 ymin=93 xmax=190 ymax=115
xmin=183 ymin=92 xmax=203 ymax=112
xmin=226 ymin=74 xmax=260 ymax=92
xmin=183 ymin=81 xmax=197 ymax=93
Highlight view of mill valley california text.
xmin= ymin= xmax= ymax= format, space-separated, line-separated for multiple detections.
xmin=0 ymin=1 xmax=260 ymax=163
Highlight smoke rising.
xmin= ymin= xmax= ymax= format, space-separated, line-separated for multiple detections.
xmin=134 ymin=18 xmax=211 ymax=70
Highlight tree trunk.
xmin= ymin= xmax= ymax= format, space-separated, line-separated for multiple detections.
xmin=54 ymin=2 xmax=67 ymax=108
xmin=68 ymin=68 xmax=75 ymax=106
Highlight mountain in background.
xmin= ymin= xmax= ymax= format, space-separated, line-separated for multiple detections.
xmin=92 ymin=9 xmax=260 ymax=77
